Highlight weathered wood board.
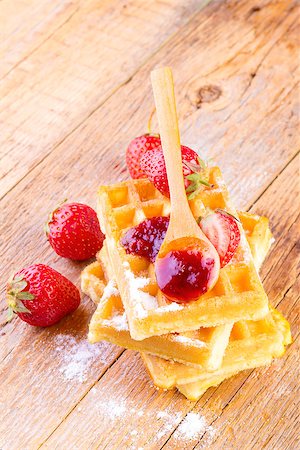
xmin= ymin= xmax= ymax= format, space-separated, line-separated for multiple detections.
xmin=0 ymin=0 xmax=299 ymax=448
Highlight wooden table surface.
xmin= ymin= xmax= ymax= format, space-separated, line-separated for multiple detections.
xmin=1 ymin=0 xmax=299 ymax=448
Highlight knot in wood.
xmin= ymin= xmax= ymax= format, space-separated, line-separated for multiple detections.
xmin=196 ymin=85 xmax=222 ymax=108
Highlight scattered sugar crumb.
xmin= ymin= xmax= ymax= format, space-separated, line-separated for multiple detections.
xmin=97 ymin=398 xmax=145 ymax=421
xmin=95 ymin=397 xmax=193 ymax=444
xmin=156 ymin=410 xmax=181 ymax=440
xmin=104 ymin=399 xmax=127 ymax=418
xmin=175 ymin=412 xmax=215 ymax=441
xmin=53 ymin=335 xmax=106 ymax=382
xmin=176 ymin=412 xmax=206 ymax=439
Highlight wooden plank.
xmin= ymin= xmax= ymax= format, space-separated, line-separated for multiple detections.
xmin=1 ymin=300 xmax=125 ymax=449
xmin=1 ymin=0 xmax=298 ymax=202
xmin=38 ymin=152 xmax=300 ymax=450
xmin=43 ymin=351 xmax=194 ymax=450
xmin=0 ymin=0 xmax=298 ymax=448
xmin=0 ymin=0 xmax=208 ymax=197
xmin=0 ymin=0 xmax=80 ymax=78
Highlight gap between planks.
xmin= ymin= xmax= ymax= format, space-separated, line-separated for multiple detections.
xmin=246 ymin=150 xmax=300 ymax=211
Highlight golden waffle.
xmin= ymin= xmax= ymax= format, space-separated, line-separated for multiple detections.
xmin=97 ymin=168 xmax=269 ymax=340
xmin=175 ymin=309 xmax=291 ymax=400
xmin=82 ymin=212 xmax=272 ymax=369
xmin=84 ymin=246 xmax=232 ymax=369
xmin=239 ymin=211 xmax=274 ymax=271
xmin=142 ymin=309 xmax=291 ymax=391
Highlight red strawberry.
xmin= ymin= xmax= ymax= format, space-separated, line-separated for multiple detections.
xmin=46 ymin=202 xmax=105 ymax=260
xmin=140 ymin=145 xmax=210 ymax=197
xmin=199 ymin=210 xmax=241 ymax=267
xmin=126 ymin=134 xmax=161 ymax=179
xmin=6 ymin=264 xmax=80 ymax=327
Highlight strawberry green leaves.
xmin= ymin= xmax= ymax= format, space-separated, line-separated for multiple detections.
xmin=6 ymin=276 xmax=34 ymax=321
xmin=6 ymin=264 xmax=81 ymax=327
xmin=185 ymin=158 xmax=212 ymax=200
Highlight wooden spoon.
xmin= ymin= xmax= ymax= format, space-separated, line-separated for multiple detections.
xmin=151 ymin=67 xmax=220 ymax=299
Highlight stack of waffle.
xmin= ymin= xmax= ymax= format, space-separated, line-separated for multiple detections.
xmin=81 ymin=167 xmax=291 ymax=401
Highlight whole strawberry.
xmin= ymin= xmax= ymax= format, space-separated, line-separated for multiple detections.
xmin=126 ymin=134 xmax=161 ymax=179
xmin=6 ymin=264 xmax=81 ymax=327
xmin=46 ymin=202 xmax=105 ymax=260
xmin=140 ymin=145 xmax=210 ymax=197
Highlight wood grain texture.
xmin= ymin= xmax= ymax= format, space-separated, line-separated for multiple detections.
xmin=0 ymin=0 xmax=80 ymax=78
xmin=0 ymin=0 xmax=299 ymax=448
xmin=0 ymin=0 xmax=208 ymax=197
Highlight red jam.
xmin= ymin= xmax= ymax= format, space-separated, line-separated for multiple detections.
xmin=121 ymin=216 xmax=169 ymax=262
xmin=155 ymin=239 xmax=217 ymax=303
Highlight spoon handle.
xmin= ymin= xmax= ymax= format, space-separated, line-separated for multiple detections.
xmin=151 ymin=67 xmax=190 ymax=217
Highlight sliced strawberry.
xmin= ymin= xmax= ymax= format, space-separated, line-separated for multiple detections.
xmin=199 ymin=210 xmax=241 ymax=267
xmin=126 ymin=134 xmax=161 ymax=179
xmin=140 ymin=145 xmax=210 ymax=197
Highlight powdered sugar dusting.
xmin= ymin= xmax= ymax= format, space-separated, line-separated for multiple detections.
xmin=156 ymin=302 xmax=184 ymax=313
xmin=125 ymin=269 xmax=150 ymax=290
xmin=156 ymin=409 xmax=181 ymax=440
xmin=171 ymin=335 xmax=206 ymax=348
xmin=102 ymin=279 xmax=119 ymax=300
xmin=105 ymin=399 xmax=127 ymax=418
xmin=175 ymin=412 xmax=216 ymax=441
xmin=174 ymin=412 xmax=215 ymax=440
xmin=97 ymin=397 xmax=144 ymax=421
xmin=96 ymin=396 xmax=180 ymax=443
xmin=134 ymin=303 xmax=149 ymax=319
xmin=53 ymin=335 xmax=106 ymax=382
xmin=124 ymin=268 xmax=158 ymax=318
xmin=123 ymin=261 xmax=184 ymax=319
xmin=102 ymin=312 xmax=128 ymax=331
xmin=95 ymin=392 xmax=217 ymax=447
